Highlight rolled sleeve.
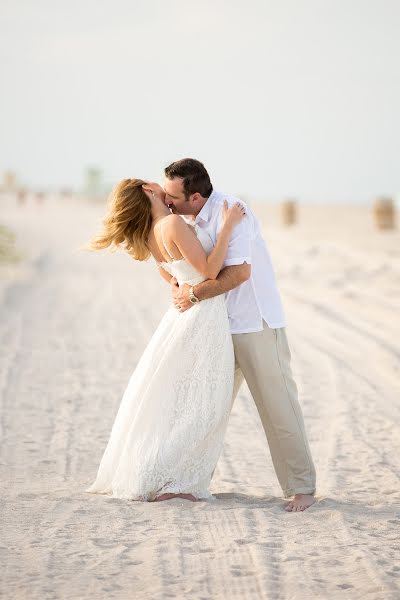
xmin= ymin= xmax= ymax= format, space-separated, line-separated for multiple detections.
xmin=224 ymin=256 xmax=252 ymax=266
xmin=218 ymin=210 xmax=253 ymax=268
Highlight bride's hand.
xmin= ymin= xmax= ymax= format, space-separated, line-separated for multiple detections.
xmin=142 ymin=182 xmax=166 ymax=204
xmin=222 ymin=200 xmax=246 ymax=228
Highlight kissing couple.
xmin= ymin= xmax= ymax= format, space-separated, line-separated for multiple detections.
xmin=84 ymin=158 xmax=317 ymax=512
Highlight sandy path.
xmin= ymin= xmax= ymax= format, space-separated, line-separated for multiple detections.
xmin=1 ymin=197 xmax=399 ymax=599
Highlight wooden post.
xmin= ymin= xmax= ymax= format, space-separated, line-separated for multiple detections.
xmin=35 ymin=191 xmax=45 ymax=205
xmin=60 ymin=188 xmax=73 ymax=200
xmin=281 ymin=199 xmax=297 ymax=225
xmin=373 ymin=197 xmax=396 ymax=230
xmin=16 ymin=189 xmax=26 ymax=206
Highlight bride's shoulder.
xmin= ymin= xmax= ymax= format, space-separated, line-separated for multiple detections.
xmin=164 ymin=215 xmax=198 ymax=242
xmin=163 ymin=214 xmax=185 ymax=229
xmin=161 ymin=214 xmax=191 ymax=237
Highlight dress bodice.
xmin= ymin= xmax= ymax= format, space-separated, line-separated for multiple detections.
xmin=157 ymin=223 xmax=214 ymax=287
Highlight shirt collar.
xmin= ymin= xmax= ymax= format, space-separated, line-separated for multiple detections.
xmin=195 ymin=190 xmax=216 ymax=223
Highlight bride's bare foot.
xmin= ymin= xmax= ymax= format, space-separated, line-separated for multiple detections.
xmin=178 ymin=493 xmax=198 ymax=502
xmin=154 ymin=492 xmax=198 ymax=502
xmin=284 ymin=493 xmax=316 ymax=512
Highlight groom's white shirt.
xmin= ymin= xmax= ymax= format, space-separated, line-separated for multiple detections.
xmin=191 ymin=189 xmax=286 ymax=334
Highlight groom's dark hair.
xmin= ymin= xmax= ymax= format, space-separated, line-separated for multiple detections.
xmin=164 ymin=158 xmax=213 ymax=200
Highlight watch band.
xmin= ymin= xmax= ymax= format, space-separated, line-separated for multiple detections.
xmin=189 ymin=286 xmax=200 ymax=304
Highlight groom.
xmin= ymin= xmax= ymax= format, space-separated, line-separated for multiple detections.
xmin=145 ymin=158 xmax=316 ymax=512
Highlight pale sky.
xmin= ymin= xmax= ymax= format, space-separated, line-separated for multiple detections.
xmin=1 ymin=0 xmax=399 ymax=202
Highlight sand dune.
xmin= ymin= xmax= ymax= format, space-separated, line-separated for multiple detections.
xmin=1 ymin=196 xmax=399 ymax=599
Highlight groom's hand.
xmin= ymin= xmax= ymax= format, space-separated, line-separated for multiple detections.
xmin=171 ymin=278 xmax=192 ymax=312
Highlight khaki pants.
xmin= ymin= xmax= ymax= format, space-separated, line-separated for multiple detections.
xmin=231 ymin=321 xmax=316 ymax=498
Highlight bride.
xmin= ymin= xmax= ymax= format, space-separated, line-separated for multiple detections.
xmin=84 ymin=178 xmax=245 ymax=502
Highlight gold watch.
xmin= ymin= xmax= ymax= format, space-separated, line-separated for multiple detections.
xmin=188 ymin=286 xmax=200 ymax=304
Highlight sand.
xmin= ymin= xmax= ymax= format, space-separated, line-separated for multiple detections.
xmin=1 ymin=193 xmax=399 ymax=599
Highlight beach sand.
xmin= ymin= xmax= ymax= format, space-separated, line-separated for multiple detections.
xmin=1 ymin=195 xmax=399 ymax=599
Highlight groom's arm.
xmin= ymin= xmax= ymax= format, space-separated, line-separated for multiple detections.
xmin=171 ymin=263 xmax=251 ymax=311
xmin=194 ymin=263 xmax=251 ymax=300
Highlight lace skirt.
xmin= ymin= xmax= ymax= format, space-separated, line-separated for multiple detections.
xmin=85 ymin=295 xmax=234 ymax=501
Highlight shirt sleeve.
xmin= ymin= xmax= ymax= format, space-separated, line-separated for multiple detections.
xmin=216 ymin=205 xmax=252 ymax=267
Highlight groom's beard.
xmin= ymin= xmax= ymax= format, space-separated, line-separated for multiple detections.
xmin=167 ymin=203 xmax=194 ymax=218
xmin=168 ymin=204 xmax=179 ymax=215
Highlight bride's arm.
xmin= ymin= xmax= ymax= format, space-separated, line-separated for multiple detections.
xmin=158 ymin=265 xmax=173 ymax=283
xmin=166 ymin=202 xmax=245 ymax=280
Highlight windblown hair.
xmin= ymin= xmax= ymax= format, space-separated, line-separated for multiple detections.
xmin=84 ymin=178 xmax=152 ymax=261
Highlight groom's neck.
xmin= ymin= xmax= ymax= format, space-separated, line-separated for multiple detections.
xmin=175 ymin=195 xmax=209 ymax=219
xmin=192 ymin=196 xmax=209 ymax=217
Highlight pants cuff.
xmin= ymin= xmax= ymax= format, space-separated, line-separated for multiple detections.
xmin=283 ymin=486 xmax=316 ymax=498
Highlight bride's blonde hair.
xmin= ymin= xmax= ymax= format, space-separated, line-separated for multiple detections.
xmin=84 ymin=178 xmax=152 ymax=261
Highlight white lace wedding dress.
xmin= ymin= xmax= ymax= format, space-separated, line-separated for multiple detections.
xmin=85 ymin=223 xmax=234 ymax=501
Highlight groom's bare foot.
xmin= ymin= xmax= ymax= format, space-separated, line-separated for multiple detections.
xmin=154 ymin=492 xmax=198 ymax=502
xmin=285 ymin=493 xmax=316 ymax=512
